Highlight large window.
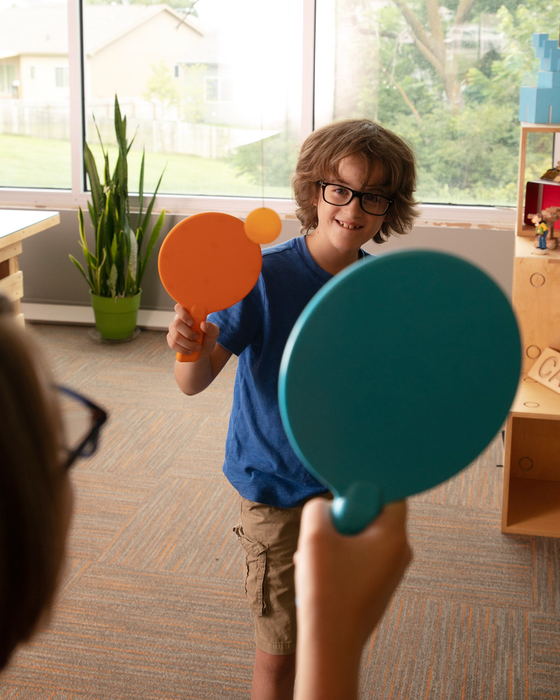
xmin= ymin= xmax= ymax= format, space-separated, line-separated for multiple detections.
xmin=82 ymin=0 xmax=302 ymax=199
xmin=0 ymin=0 xmax=557 ymax=218
xmin=0 ymin=4 xmax=71 ymax=189
xmin=316 ymin=0 xmax=559 ymax=208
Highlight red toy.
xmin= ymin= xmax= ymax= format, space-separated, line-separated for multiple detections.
xmin=525 ymin=180 xmax=560 ymax=231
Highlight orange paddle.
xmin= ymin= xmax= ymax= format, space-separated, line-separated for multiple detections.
xmin=158 ymin=212 xmax=262 ymax=362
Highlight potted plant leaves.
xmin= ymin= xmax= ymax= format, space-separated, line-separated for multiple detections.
xmin=70 ymin=95 xmax=166 ymax=340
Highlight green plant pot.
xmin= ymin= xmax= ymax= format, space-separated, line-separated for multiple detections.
xmin=90 ymin=290 xmax=142 ymax=341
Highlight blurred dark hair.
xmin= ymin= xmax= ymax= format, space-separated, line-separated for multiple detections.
xmin=0 ymin=296 xmax=67 ymax=669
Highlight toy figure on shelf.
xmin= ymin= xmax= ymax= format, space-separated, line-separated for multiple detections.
xmin=530 ymin=207 xmax=560 ymax=253
xmin=531 ymin=213 xmax=549 ymax=254
xmin=541 ymin=161 xmax=560 ymax=182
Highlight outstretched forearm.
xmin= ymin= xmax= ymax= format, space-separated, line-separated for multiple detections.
xmin=295 ymin=625 xmax=362 ymax=700
xmin=174 ymin=343 xmax=231 ymax=395
xmin=294 ymin=499 xmax=412 ymax=700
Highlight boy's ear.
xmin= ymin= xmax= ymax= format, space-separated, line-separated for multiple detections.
xmin=313 ymin=179 xmax=326 ymax=208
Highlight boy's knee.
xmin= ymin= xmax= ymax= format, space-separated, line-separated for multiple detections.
xmin=256 ymin=648 xmax=296 ymax=676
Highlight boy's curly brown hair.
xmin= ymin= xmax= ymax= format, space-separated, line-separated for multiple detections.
xmin=292 ymin=119 xmax=419 ymax=243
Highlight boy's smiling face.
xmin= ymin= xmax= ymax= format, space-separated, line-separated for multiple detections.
xmin=308 ymin=154 xmax=390 ymax=273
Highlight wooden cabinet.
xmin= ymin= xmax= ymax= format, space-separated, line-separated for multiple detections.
xmin=515 ymin=122 xmax=560 ymax=238
xmin=0 ymin=210 xmax=60 ymax=324
xmin=502 ymin=358 xmax=560 ymax=536
xmin=502 ymin=124 xmax=560 ymax=536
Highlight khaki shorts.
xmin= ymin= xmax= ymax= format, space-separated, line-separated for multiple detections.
xmin=233 ymin=493 xmax=331 ymax=656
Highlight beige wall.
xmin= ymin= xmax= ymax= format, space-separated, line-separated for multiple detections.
xmin=19 ymin=55 xmax=69 ymax=101
xmin=0 ymin=54 xmax=69 ymax=101
xmin=88 ymin=12 xmax=205 ymax=100
xmin=18 ymin=210 xmax=515 ymax=309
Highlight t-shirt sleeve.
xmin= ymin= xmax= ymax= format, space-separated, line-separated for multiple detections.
xmin=207 ymin=277 xmax=264 ymax=356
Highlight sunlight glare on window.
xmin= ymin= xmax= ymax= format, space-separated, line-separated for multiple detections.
xmin=82 ymin=0 xmax=303 ymax=199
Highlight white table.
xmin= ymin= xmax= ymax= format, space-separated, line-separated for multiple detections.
xmin=0 ymin=209 xmax=60 ymax=322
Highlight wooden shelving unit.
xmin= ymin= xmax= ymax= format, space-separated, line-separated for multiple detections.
xmin=0 ymin=210 xmax=60 ymax=324
xmin=513 ymin=236 xmax=560 ymax=374
xmin=502 ymin=377 xmax=560 ymax=536
xmin=515 ymin=122 xmax=560 ymax=237
xmin=502 ymin=123 xmax=560 ymax=537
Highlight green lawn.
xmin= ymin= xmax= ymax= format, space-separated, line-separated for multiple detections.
xmin=0 ymin=134 xmax=72 ymax=189
xmin=0 ymin=133 xmax=293 ymax=198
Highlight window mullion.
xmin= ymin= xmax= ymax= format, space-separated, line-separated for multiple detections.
xmin=300 ymin=0 xmax=316 ymax=143
xmin=68 ymin=0 xmax=85 ymax=201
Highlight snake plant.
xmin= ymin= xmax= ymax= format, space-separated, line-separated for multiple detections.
xmin=70 ymin=95 xmax=166 ymax=298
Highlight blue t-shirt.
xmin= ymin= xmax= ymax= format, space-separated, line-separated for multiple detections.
xmin=209 ymin=236 xmax=367 ymax=508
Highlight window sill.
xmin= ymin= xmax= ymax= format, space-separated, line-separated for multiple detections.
xmin=0 ymin=189 xmax=516 ymax=231
xmin=415 ymin=204 xmax=515 ymax=231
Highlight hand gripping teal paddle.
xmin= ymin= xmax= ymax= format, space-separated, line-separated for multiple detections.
xmin=278 ymin=250 xmax=521 ymax=535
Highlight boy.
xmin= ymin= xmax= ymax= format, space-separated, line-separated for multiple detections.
xmin=167 ymin=119 xmax=418 ymax=700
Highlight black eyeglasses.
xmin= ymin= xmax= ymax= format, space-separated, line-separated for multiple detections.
xmin=56 ymin=386 xmax=108 ymax=470
xmin=319 ymin=181 xmax=394 ymax=216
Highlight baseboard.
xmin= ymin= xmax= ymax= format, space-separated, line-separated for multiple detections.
xmin=21 ymin=303 xmax=175 ymax=332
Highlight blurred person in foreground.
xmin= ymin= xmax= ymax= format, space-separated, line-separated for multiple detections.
xmin=0 ymin=295 xmax=106 ymax=669
xmin=0 ymin=295 xmax=410 ymax=700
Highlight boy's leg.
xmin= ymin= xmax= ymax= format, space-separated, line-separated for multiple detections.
xmin=234 ymin=497 xmax=303 ymax=699
xmin=252 ymin=648 xmax=296 ymax=700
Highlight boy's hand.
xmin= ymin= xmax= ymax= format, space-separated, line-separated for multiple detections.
xmin=167 ymin=303 xmax=220 ymax=361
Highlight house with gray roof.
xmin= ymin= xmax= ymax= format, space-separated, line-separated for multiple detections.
xmin=0 ymin=4 xmax=211 ymax=102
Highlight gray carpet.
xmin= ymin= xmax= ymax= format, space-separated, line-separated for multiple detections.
xmin=0 ymin=323 xmax=558 ymax=699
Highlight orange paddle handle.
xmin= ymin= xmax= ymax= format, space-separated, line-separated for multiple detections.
xmin=176 ymin=304 xmax=206 ymax=363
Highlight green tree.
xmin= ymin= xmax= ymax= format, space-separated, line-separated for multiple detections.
xmin=143 ymin=61 xmax=180 ymax=113
xmin=341 ymin=0 xmax=559 ymax=204
xmin=181 ymin=64 xmax=206 ymax=124
xmin=231 ymin=132 xmax=300 ymax=189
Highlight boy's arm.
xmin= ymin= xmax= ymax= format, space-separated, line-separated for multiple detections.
xmin=168 ymin=304 xmax=232 ymax=396
xmin=294 ymin=499 xmax=411 ymax=700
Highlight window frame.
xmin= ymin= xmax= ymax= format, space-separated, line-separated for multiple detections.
xmin=0 ymin=0 xmax=518 ymax=229
xmin=203 ymin=76 xmax=219 ymax=103
xmin=55 ymin=66 xmax=69 ymax=89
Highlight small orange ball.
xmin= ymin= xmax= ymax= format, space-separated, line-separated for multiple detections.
xmin=244 ymin=207 xmax=282 ymax=244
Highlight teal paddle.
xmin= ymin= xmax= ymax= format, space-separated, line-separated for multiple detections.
xmin=278 ymin=250 xmax=521 ymax=535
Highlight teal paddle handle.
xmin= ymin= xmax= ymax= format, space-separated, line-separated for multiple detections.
xmin=331 ymin=481 xmax=384 ymax=535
